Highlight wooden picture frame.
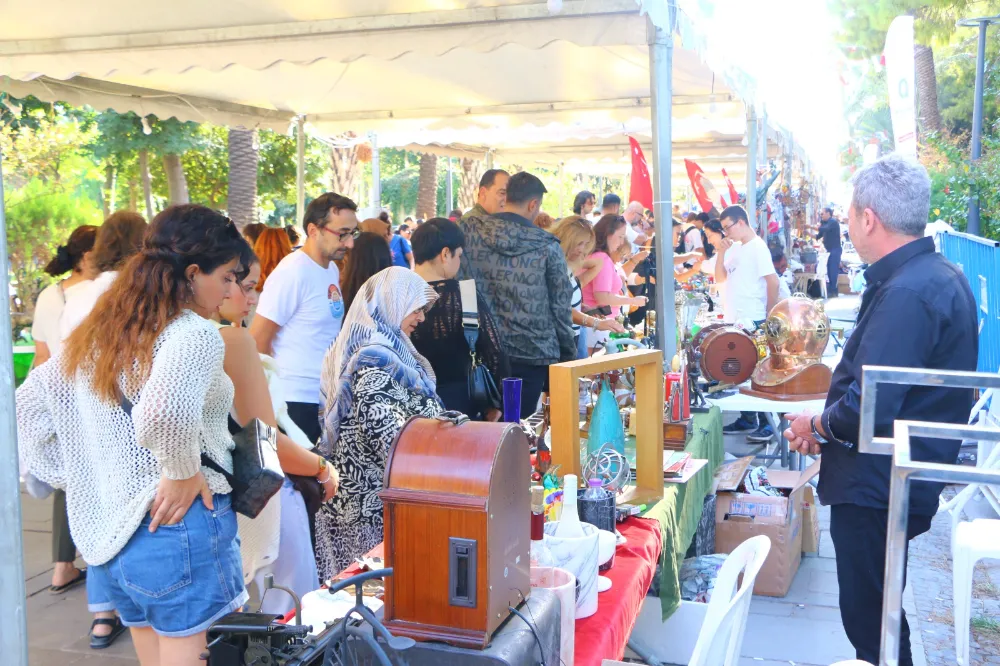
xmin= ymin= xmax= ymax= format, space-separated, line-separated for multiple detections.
xmin=549 ymin=349 xmax=665 ymax=507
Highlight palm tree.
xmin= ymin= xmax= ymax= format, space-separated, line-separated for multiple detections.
xmin=914 ymin=45 xmax=943 ymax=134
xmin=227 ymin=127 xmax=258 ymax=228
xmin=458 ymin=158 xmax=482 ymax=211
xmin=416 ymin=153 xmax=439 ymax=218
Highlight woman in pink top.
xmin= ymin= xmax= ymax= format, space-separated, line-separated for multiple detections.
xmin=581 ymin=215 xmax=647 ymax=352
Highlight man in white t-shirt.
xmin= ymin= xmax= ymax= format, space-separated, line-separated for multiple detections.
xmin=714 ymin=204 xmax=780 ymax=443
xmin=250 ymin=192 xmax=359 ymax=443
xmin=715 ymin=205 xmax=779 ymax=326
xmin=682 ymin=212 xmax=708 ymax=258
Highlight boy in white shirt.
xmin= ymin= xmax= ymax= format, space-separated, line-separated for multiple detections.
xmin=250 ymin=192 xmax=359 ymax=443
xmin=714 ymin=205 xmax=780 ymax=444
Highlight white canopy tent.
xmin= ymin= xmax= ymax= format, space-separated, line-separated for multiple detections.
xmin=0 ymin=5 xmax=819 ymax=658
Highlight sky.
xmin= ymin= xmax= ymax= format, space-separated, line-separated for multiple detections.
xmin=673 ymin=0 xmax=851 ymax=202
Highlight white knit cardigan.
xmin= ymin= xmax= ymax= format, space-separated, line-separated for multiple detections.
xmin=16 ymin=310 xmax=235 ymax=566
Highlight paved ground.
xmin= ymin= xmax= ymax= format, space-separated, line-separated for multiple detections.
xmin=908 ymin=488 xmax=1000 ymax=666
xmin=19 ymin=491 xmax=139 ymax=666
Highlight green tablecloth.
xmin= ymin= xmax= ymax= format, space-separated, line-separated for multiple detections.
xmin=641 ymin=406 xmax=724 ymax=620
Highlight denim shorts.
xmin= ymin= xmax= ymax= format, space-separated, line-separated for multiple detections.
xmin=89 ymin=494 xmax=248 ymax=637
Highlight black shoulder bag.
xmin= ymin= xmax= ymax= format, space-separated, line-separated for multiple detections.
xmin=120 ymin=394 xmax=284 ymax=518
xmin=459 ymin=280 xmax=502 ymax=413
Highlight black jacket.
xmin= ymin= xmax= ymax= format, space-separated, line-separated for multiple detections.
xmin=457 ymin=210 xmax=576 ymax=366
xmin=818 ymin=237 xmax=978 ymax=515
xmin=816 ymin=218 xmax=842 ymax=253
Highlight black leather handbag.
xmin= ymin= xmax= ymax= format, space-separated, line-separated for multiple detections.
xmin=459 ymin=280 xmax=502 ymax=413
xmin=122 ymin=395 xmax=284 ymax=519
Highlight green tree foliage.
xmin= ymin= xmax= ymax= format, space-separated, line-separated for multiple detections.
xmin=5 ymin=180 xmax=103 ymax=330
xmin=936 ymin=33 xmax=1000 ymax=138
xmin=831 ymin=0 xmax=981 ymax=53
xmin=182 ymin=125 xmax=229 ymax=209
xmin=256 ymin=130 xmax=328 ymax=204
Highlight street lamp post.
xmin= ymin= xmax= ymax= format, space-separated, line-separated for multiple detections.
xmin=957 ymin=15 xmax=1000 ymax=237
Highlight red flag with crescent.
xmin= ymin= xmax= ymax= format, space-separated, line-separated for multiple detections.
xmin=721 ymin=168 xmax=740 ymax=207
xmin=684 ymin=159 xmax=724 ymax=214
xmin=628 ymin=136 xmax=653 ymax=210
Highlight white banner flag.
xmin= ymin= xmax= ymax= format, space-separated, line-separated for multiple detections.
xmin=884 ymin=16 xmax=918 ymax=157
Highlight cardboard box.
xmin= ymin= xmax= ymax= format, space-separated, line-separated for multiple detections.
xmin=838 ymin=274 xmax=852 ymax=294
xmin=801 ymin=485 xmax=821 ymax=554
xmin=713 ymin=457 xmax=821 ymax=597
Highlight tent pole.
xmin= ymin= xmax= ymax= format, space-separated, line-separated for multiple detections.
xmin=648 ymin=14 xmax=676 ymax=363
xmin=296 ymin=116 xmax=305 ymax=227
xmin=783 ymin=132 xmax=793 ymax=250
xmin=745 ymin=105 xmax=758 ymax=232
xmin=370 ymin=132 xmax=381 ymax=213
xmin=0 ymin=143 xmax=30 ymax=666
xmin=558 ymin=162 xmax=565 ymax=215
xmin=759 ymin=107 xmax=768 ymax=234
xmin=446 ymin=157 xmax=454 ymax=212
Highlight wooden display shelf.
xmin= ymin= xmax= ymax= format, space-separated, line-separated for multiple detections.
xmin=549 ymin=349 xmax=665 ymax=508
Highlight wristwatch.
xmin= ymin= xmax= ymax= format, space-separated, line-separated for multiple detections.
xmin=810 ymin=416 xmax=828 ymax=445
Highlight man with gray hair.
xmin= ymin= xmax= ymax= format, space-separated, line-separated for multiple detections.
xmin=783 ymin=154 xmax=978 ymax=666
xmin=623 ymin=201 xmax=649 ymax=253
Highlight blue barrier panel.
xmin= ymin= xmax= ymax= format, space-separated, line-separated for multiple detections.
xmin=939 ymin=231 xmax=1000 ymax=373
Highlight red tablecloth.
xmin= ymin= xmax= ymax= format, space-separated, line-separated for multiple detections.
xmin=288 ymin=518 xmax=662 ymax=666
xmin=574 ymin=516 xmax=663 ymax=666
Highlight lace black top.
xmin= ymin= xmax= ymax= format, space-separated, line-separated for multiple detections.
xmin=411 ymin=279 xmax=510 ymax=388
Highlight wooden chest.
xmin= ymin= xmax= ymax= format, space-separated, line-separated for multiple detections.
xmin=380 ymin=415 xmax=530 ymax=649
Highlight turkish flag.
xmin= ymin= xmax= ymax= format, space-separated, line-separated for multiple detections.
xmin=684 ymin=159 xmax=724 ymax=214
xmin=721 ymin=168 xmax=740 ymax=207
xmin=628 ymin=136 xmax=653 ymax=210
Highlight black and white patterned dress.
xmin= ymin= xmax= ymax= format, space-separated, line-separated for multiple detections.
xmin=314 ymin=365 xmax=441 ymax=580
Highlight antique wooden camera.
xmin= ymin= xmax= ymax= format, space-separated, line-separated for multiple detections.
xmin=380 ymin=414 xmax=530 ymax=649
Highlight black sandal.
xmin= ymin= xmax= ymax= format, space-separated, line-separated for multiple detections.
xmin=49 ymin=568 xmax=86 ymax=594
xmin=90 ymin=617 xmax=126 ymax=649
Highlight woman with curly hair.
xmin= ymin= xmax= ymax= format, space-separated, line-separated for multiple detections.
xmin=18 ymin=205 xmax=253 ymax=665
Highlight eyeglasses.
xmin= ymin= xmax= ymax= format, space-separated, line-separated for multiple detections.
xmin=321 ymin=226 xmax=360 ymax=242
xmin=721 ymin=221 xmax=738 ymax=236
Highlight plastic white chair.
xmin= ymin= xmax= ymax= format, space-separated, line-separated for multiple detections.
xmin=953 ymin=518 xmax=1000 ymax=666
xmin=940 ymin=385 xmax=1000 ymax=666
xmin=687 ymin=535 xmax=771 ymax=666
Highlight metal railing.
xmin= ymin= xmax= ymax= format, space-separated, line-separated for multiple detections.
xmin=857 ymin=366 xmax=1000 ymax=666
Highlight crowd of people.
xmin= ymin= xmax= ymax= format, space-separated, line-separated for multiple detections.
xmin=16 ymin=158 xmax=848 ymax=665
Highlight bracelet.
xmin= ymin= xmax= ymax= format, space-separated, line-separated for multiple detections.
xmin=317 ymin=470 xmax=332 ymax=484
xmin=317 ymin=455 xmax=326 ymax=475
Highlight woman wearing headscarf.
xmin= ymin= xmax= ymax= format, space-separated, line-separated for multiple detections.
xmin=313 ymin=267 xmax=442 ymax=578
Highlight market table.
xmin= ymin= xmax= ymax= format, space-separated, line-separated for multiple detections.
xmin=574 ymin=517 xmax=661 ymax=666
xmin=639 ymin=407 xmax=725 ymax=622
xmin=705 ymin=390 xmax=826 ymax=470
xmin=319 ymin=516 xmax=662 ymax=666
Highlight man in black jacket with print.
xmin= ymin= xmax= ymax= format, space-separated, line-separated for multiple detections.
xmin=458 ymin=172 xmax=575 ymax=419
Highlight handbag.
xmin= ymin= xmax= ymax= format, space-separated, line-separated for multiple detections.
xmin=121 ymin=394 xmax=284 ymax=519
xmin=459 ymin=280 xmax=502 ymax=413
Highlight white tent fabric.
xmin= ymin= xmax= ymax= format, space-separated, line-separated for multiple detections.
xmin=0 ymin=0 xmax=810 ymax=184
xmin=0 ymin=0 xmax=739 ymax=135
